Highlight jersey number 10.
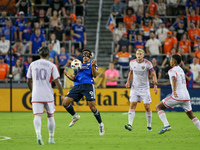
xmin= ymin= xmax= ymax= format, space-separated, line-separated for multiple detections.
xmin=35 ymin=68 xmax=47 ymax=80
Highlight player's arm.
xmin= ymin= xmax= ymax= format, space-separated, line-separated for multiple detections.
xmin=151 ymin=69 xmax=158 ymax=94
xmin=171 ymin=76 xmax=178 ymax=98
xmin=151 ymin=80 xmax=170 ymax=86
xmin=185 ymin=74 xmax=191 ymax=81
xmin=64 ymin=70 xmax=76 ymax=81
xmin=54 ymin=78 xmax=64 ymax=96
xmin=125 ymin=70 xmax=133 ymax=88
xmin=27 ymin=78 xmax=32 ymax=92
xmin=91 ymin=59 xmax=98 ymax=78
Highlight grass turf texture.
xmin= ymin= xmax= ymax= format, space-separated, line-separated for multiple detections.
xmin=0 ymin=112 xmax=200 ymax=150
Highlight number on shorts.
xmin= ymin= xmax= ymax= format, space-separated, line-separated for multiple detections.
xmin=35 ymin=68 xmax=47 ymax=80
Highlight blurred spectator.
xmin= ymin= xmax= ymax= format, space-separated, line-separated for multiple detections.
xmin=110 ymin=0 xmax=127 ymax=26
xmin=185 ymin=64 xmax=194 ymax=88
xmin=164 ymin=31 xmax=177 ymax=55
xmin=12 ymin=59 xmax=22 ymax=82
xmin=166 ymin=0 xmax=180 ymax=16
xmin=19 ymin=20 xmax=32 ymax=42
xmin=147 ymin=0 xmax=158 ymax=17
xmin=14 ymin=11 xmax=27 ymax=31
xmin=155 ymin=22 xmax=169 ymax=45
xmin=114 ymin=32 xmax=132 ymax=54
xmin=72 ymin=0 xmax=87 ymax=16
xmin=145 ymin=32 xmax=162 ymax=61
xmin=174 ymin=20 xmax=187 ymax=41
xmin=15 ymin=0 xmax=34 ymax=16
xmin=134 ymin=34 xmax=145 ymax=52
xmin=35 ymin=9 xmax=49 ymax=29
xmin=128 ymin=0 xmax=143 ymax=17
xmin=187 ymin=9 xmax=200 ymax=28
xmin=71 ymin=16 xmax=87 ymax=49
xmin=50 ymin=32 xmax=61 ymax=54
xmin=0 ymin=34 xmax=10 ymax=57
xmin=185 ymin=0 xmax=199 ymax=15
xmin=157 ymin=0 xmax=166 ymax=21
xmin=152 ymin=13 xmax=162 ymax=30
xmin=34 ymin=22 xmax=45 ymax=38
xmin=70 ymin=48 xmax=83 ymax=62
xmin=50 ymin=10 xmax=61 ymax=29
xmin=123 ymin=7 xmax=136 ymax=30
xmin=140 ymin=20 xmax=154 ymax=41
xmin=46 ymin=0 xmax=67 ymax=17
xmin=0 ymin=12 xmax=9 ymax=31
xmin=105 ymin=62 xmax=119 ymax=88
xmin=129 ymin=23 xmax=137 ymax=43
xmin=29 ymin=28 xmax=45 ymax=54
xmin=0 ymin=56 xmax=9 ymax=83
xmin=114 ymin=22 xmax=126 ymax=42
xmin=178 ymin=33 xmax=191 ymax=55
xmin=194 ymin=37 xmax=200 ymax=63
xmin=141 ymin=11 xmax=152 ymax=26
xmin=190 ymin=57 xmax=200 ymax=83
xmin=188 ymin=21 xmax=200 ymax=50
xmin=2 ymin=20 xmax=17 ymax=41
xmin=58 ymin=47 xmax=70 ymax=77
xmin=5 ymin=49 xmax=17 ymax=67
xmin=22 ymin=56 xmax=32 ymax=82
xmin=150 ymin=58 xmax=162 ymax=79
xmin=13 ymin=40 xmax=24 ymax=57
xmin=70 ymin=13 xmax=77 ymax=26
xmin=169 ymin=16 xmax=182 ymax=31
xmin=48 ymin=43 xmax=59 ymax=65
xmin=63 ymin=18 xmax=72 ymax=40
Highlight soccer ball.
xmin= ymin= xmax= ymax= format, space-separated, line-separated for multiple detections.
xmin=71 ymin=59 xmax=82 ymax=70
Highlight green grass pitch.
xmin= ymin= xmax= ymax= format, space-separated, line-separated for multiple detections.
xmin=0 ymin=112 xmax=200 ymax=150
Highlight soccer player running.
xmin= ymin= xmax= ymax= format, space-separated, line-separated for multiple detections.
xmin=62 ymin=49 xmax=105 ymax=136
xmin=152 ymin=54 xmax=200 ymax=134
xmin=125 ymin=49 xmax=158 ymax=131
xmin=27 ymin=46 xmax=64 ymax=145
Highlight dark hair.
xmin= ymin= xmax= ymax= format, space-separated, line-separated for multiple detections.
xmin=1 ymin=34 xmax=5 ymax=37
xmin=82 ymin=49 xmax=92 ymax=56
xmin=172 ymin=54 xmax=181 ymax=65
xmin=75 ymin=48 xmax=82 ymax=53
xmin=126 ymin=7 xmax=134 ymax=15
xmin=38 ymin=46 xmax=49 ymax=57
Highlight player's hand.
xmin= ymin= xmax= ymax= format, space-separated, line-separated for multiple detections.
xmin=125 ymin=82 xmax=130 ymax=88
xmin=91 ymin=59 xmax=97 ymax=66
xmin=173 ymin=91 xmax=178 ymax=98
xmin=61 ymin=95 xmax=65 ymax=102
xmin=154 ymin=86 xmax=158 ymax=95
xmin=151 ymin=81 xmax=158 ymax=85
xmin=64 ymin=70 xmax=70 ymax=77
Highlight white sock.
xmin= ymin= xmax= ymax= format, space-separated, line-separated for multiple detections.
xmin=128 ymin=109 xmax=135 ymax=126
xmin=34 ymin=115 xmax=42 ymax=137
xmin=192 ymin=117 xmax=200 ymax=130
xmin=48 ymin=116 xmax=55 ymax=141
xmin=146 ymin=111 xmax=152 ymax=127
xmin=158 ymin=110 xmax=169 ymax=126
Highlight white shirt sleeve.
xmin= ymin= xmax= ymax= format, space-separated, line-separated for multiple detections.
xmin=27 ymin=64 xmax=32 ymax=79
xmin=145 ymin=40 xmax=149 ymax=47
xmin=52 ymin=65 xmax=60 ymax=80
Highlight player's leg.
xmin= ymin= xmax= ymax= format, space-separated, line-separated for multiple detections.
xmin=182 ymin=101 xmax=200 ymax=131
xmin=44 ymin=102 xmax=55 ymax=144
xmin=32 ymin=103 xmax=44 ymax=145
xmin=88 ymin=100 xmax=105 ymax=136
xmin=144 ymin=104 xmax=152 ymax=131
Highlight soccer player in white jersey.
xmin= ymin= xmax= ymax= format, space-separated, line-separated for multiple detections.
xmin=125 ymin=49 xmax=158 ymax=131
xmin=27 ymin=46 xmax=64 ymax=145
xmin=152 ymin=54 xmax=200 ymax=134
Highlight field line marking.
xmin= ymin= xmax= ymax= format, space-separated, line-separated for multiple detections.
xmin=0 ymin=136 xmax=11 ymax=141
xmin=122 ymin=112 xmax=128 ymax=115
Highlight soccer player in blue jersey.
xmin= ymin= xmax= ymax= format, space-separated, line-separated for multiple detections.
xmin=62 ymin=49 xmax=105 ymax=136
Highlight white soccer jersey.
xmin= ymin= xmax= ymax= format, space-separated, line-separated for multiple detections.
xmin=130 ymin=59 xmax=154 ymax=89
xmin=27 ymin=59 xmax=60 ymax=102
xmin=168 ymin=66 xmax=190 ymax=100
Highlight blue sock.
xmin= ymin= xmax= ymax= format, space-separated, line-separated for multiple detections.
xmin=93 ymin=109 xmax=102 ymax=124
xmin=64 ymin=104 xmax=76 ymax=116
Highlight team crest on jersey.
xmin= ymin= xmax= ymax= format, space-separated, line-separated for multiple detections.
xmin=141 ymin=66 xmax=145 ymax=70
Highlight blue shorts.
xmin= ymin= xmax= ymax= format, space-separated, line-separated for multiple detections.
xmin=67 ymin=84 xmax=96 ymax=102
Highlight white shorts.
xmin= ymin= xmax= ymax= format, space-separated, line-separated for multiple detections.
xmin=162 ymin=95 xmax=192 ymax=112
xmin=129 ymin=88 xmax=151 ymax=104
xmin=32 ymin=101 xmax=55 ymax=115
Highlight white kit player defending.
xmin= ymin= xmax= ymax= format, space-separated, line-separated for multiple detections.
xmin=152 ymin=54 xmax=200 ymax=134
xmin=125 ymin=49 xmax=158 ymax=131
xmin=27 ymin=46 xmax=64 ymax=145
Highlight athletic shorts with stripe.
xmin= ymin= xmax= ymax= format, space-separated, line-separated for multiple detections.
xmin=129 ymin=88 xmax=152 ymax=104
xmin=32 ymin=101 xmax=55 ymax=115
xmin=162 ymin=95 xmax=192 ymax=112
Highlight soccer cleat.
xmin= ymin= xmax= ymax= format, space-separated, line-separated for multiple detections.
xmin=37 ymin=136 xmax=44 ymax=145
xmin=125 ymin=124 xmax=132 ymax=131
xmin=99 ymin=123 xmax=105 ymax=136
xmin=48 ymin=140 xmax=55 ymax=144
xmin=147 ymin=127 xmax=152 ymax=131
xmin=158 ymin=125 xmax=171 ymax=134
xmin=69 ymin=114 xmax=80 ymax=127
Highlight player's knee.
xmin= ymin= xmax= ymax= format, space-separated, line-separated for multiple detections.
xmin=89 ymin=105 xmax=96 ymax=112
xmin=62 ymin=99 xmax=69 ymax=107
xmin=47 ymin=113 xmax=54 ymax=118
xmin=145 ymin=106 xmax=150 ymax=112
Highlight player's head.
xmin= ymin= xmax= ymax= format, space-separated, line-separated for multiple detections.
xmin=136 ymin=49 xmax=145 ymax=62
xmin=170 ymin=54 xmax=181 ymax=67
xmin=82 ymin=49 xmax=92 ymax=63
xmin=38 ymin=46 xmax=49 ymax=58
